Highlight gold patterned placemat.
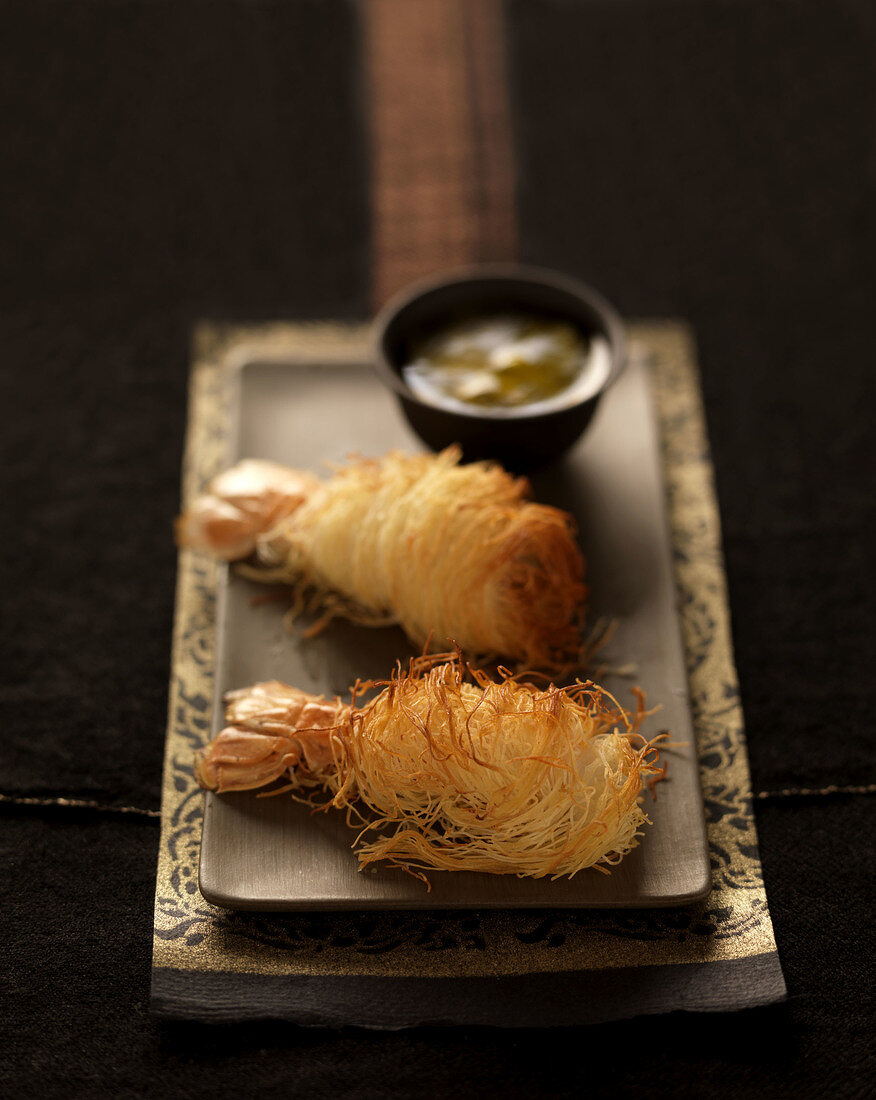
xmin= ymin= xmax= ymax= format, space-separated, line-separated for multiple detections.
xmin=150 ymin=321 xmax=785 ymax=1025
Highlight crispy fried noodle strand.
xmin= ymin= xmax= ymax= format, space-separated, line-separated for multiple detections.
xmin=195 ymin=656 xmax=662 ymax=881
xmin=177 ymin=448 xmax=586 ymax=669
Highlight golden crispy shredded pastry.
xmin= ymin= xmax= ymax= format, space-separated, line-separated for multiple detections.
xmin=177 ymin=448 xmax=586 ymax=669
xmin=195 ymin=654 xmax=662 ymax=881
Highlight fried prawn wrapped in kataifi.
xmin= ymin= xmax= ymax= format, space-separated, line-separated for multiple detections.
xmin=195 ymin=656 xmax=662 ymax=881
xmin=177 ymin=448 xmax=586 ymax=669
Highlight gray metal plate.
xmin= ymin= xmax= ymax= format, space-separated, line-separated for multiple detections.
xmin=199 ymin=355 xmax=710 ymax=909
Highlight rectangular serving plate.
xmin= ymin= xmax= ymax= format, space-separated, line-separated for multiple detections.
xmin=199 ymin=351 xmax=711 ymax=910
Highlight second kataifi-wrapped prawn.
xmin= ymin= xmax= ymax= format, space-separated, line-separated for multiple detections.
xmin=177 ymin=447 xmax=586 ymax=670
xmin=195 ymin=655 xmax=662 ymax=881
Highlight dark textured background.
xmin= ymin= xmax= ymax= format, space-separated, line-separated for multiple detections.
xmin=1 ymin=0 xmax=873 ymax=1095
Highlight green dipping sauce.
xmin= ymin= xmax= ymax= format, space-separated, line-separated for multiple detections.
xmin=402 ymin=314 xmax=592 ymax=411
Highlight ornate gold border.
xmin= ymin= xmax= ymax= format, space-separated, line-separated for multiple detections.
xmin=152 ymin=322 xmax=778 ymax=979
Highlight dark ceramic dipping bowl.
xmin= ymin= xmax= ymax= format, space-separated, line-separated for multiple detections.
xmin=373 ymin=264 xmax=626 ymax=472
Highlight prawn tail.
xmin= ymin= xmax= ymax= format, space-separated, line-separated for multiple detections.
xmin=176 ymin=459 xmax=320 ymax=561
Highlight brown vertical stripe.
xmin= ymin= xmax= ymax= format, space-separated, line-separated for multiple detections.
xmin=363 ymin=0 xmax=517 ymax=308
xmin=461 ymin=1 xmax=518 ymax=265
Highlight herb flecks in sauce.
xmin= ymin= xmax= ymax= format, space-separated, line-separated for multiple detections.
xmin=403 ymin=315 xmax=591 ymax=410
